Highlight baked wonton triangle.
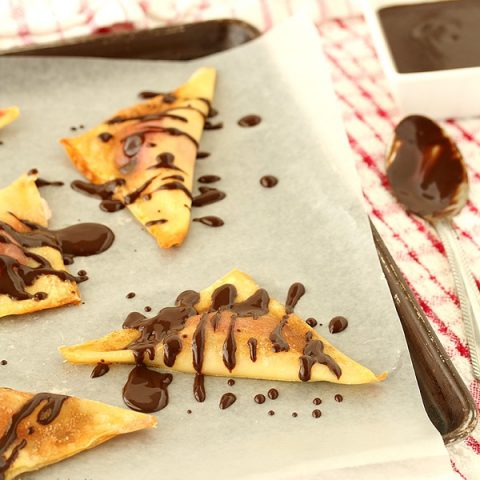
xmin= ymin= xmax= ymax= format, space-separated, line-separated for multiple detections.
xmin=60 ymin=269 xmax=386 ymax=385
xmin=0 ymin=387 xmax=156 ymax=480
xmin=0 ymin=107 xmax=20 ymax=130
xmin=60 ymin=68 xmax=217 ymax=248
xmin=0 ymin=174 xmax=80 ymax=318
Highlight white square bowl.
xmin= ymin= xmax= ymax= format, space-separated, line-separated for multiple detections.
xmin=362 ymin=0 xmax=480 ymax=119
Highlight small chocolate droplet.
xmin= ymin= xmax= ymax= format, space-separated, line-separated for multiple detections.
xmin=227 ymin=379 xmax=235 ymax=386
xmin=77 ymin=269 xmax=87 ymax=277
xmin=254 ymin=394 xmax=266 ymax=404
xmin=187 ymin=409 xmax=192 ymax=414
xmin=292 ymin=412 xmax=298 ymax=417
xmin=267 ymin=388 xmax=279 ymax=400
xmin=306 ymin=317 xmax=318 ymax=327
xmin=0 ymin=360 xmax=7 ymax=365
xmin=313 ymin=397 xmax=322 ymax=405
xmin=126 ymin=292 xmax=136 ymax=299
xmin=144 ymin=306 xmax=152 ymax=313
xmin=260 ymin=175 xmax=278 ymax=188
xmin=238 ymin=115 xmax=262 ymax=127
xmin=334 ymin=394 xmax=344 ymax=402
xmin=268 ymin=410 xmax=275 ymax=416
xmin=312 ymin=409 xmax=322 ymax=418
xmin=33 ymin=292 xmax=48 ymax=301
xmin=328 ymin=316 xmax=348 ymax=334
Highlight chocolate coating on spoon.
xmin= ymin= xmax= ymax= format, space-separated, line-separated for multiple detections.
xmin=386 ymin=115 xmax=467 ymax=218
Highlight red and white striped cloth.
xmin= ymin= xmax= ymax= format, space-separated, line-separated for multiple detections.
xmin=1 ymin=0 xmax=479 ymax=477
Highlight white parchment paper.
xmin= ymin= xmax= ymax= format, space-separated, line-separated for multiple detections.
xmin=0 ymin=17 xmax=454 ymax=480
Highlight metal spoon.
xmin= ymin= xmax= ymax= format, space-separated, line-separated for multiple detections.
xmin=386 ymin=114 xmax=480 ymax=379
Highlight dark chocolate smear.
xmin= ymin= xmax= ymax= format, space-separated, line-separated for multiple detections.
xmin=192 ymin=313 xmax=209 ymax=373
xmin=71 ymin=178 xmax=126 ymax=212
xmin=145 ymin=219 xmax=167 ymax=227
xmin=238 ymin=115 xmax=262 ymax=127
xmin=299 ymin=332 xmax=342 ymax=381
xmin=269 ymin=315 xmax=289 ymax=352
xmin=124 ymin=176 xmax=159 ymax=205
xmin=204 ymin=121 xmax=223 ymax=130
xmin=247 ymin=338 xmax=257 ymax=362
xmin=91 ymin=362 xmax=110 ymax=378
xmin=122 ymin=366 xmax=173 ymax=413
xmin=162 ymin=175 xmax=184 ymax=181
xmin=148 ymin=152 xmax=185 ymax=173
xmin=231 ymin=289 xmax=269 ymax=318
xmin=219 ymin=392 xmax=236 ymax=410
xmin=196 ymin=151 xmax=210 ymax=159
xmin=211 ymin=284 xmax=237 ymax=310
xmin=328 ymin=316 xmax=348 ymax=334
xmin=152 ymin=181 xmax=193 ymax=200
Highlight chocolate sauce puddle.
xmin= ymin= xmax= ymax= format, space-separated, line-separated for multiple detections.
xmin=123 ymin=366 xmax=172 ymax=413
xmin=238 ymin=115 xmax=262 ymax=127
xmin=0 ymin=392 xmax=68 ymax=478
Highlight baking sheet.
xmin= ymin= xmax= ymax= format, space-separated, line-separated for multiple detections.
xmin=0 ymin=17 xmax=453 ymax=480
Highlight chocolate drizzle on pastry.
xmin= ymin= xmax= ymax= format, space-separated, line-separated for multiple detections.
xmin=0 ymin=217 xmax=114 ymax=300
xmin=113 ymin=280 xmax=341 ymax=411
xmin=0 ymin=392 xmax=68 ymax=478
xmin=71 ymin=179 xmax=126 ymax=212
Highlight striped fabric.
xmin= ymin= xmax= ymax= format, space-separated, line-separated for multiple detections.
xmin=0 ymin=0 xmax=478 ymax=478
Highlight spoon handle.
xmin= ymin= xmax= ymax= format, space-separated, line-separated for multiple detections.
xmin=436 ymin=219 xmax=480 ymax=380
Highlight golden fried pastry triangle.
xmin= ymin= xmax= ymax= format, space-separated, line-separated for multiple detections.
xmin=61 ymin=68 xmax=216 ymax=248
xmin=0 ymin=173 xmax=80 ymax=318
xmin=0 ymin=387 xmax=156 ymax=480
xmin=61 ymin=269 xmax=386 ymax=385
xmin=0 ymin=107 xmax=19 ymax=130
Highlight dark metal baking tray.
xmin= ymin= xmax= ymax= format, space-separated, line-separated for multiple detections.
xmin=4 ymin=18 xmax=476 ymax=444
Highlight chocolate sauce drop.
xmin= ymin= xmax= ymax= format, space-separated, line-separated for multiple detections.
xmin=254 ymin=394 xmax=266 ymax=404
xmin=138 ymin=91 xmax=161 ymax=99
xmin=313 ymin=397 xmax=322 ymax=405
xmin=238 ymin=115 xmax=262 ymax=127
xmin=192 ymin=187 xmax=226 ymax=207
xmin=91 ymin=362 xmax=110 ymax=378
xmin=328 ymin=316 xmax=348 ymax=334
xmin=35 ymin=178 xmax=64 ymax=188
xmin=0 ymin=393 xmax=68 ymax=478
xmin=227 ymin=379 xmax=235 ymax=386
xmin=163 ymin=335 xmax=182 ymax=367
xmin=292 ymin=412 xmax=298 ymax=418
xmin=98 ymin=132 xmax=113 ymax=142
xmin=77 ymin=269 xmax=87 ymax=277
xmin=1 ymin=360 xmax=8 ymax=365
xmin=198 ymin=175 xmax=221 ymax=184
xmin=193 ymin=373 xmax=206 ymax=402
xmin=247 ymin=338 xmax=257 ymax=362
xmin=267 ymin=388 xmax=279 ymax=400
xmin=335 ymin=394 xmax=344 ymax=403
xmin=312 ymin=409 xmax=322 ymax=418
xmin=285 ymin=282 xmax=306 ymax=314
xmin=193 ymin=216 xmax=224 ymax=227
xmin=122 ymin=366 xmax=173 ymax=413
xmin=144 ymin=306 xmax=152 ymax=313
xmin=268 ymin=410 xmax=275 ymax=416
xmin=126 ymin=292 xmax=136 ymax=299
xmin=187 ymin=409 xmax=192 ymax=414
xmin=196 ymin=151 xmax=210 ymax=159
xmin=299 ymin=332 xmax=342 ymax=381
xmin=260 ymin=175 xmax=278 ymax=188
xmin=148 ymin=152 xmax=185 ymax=172
xmin=33 ymin=292 xmax=48 ymax=301
xmin=306 ymin=317 xmax=318 ymax=328
xmin=219 ymin=392 xmax=236 ymax=409
xmin=192 ymin=313 xmax=208 ymax=373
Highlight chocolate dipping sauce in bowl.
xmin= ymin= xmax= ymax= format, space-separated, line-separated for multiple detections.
xmin=386 ymin=115 xmax=480 ymax=379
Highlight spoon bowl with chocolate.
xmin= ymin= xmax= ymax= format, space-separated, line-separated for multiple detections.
xmin=386 ymin=115 xmax=480 ymax=379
